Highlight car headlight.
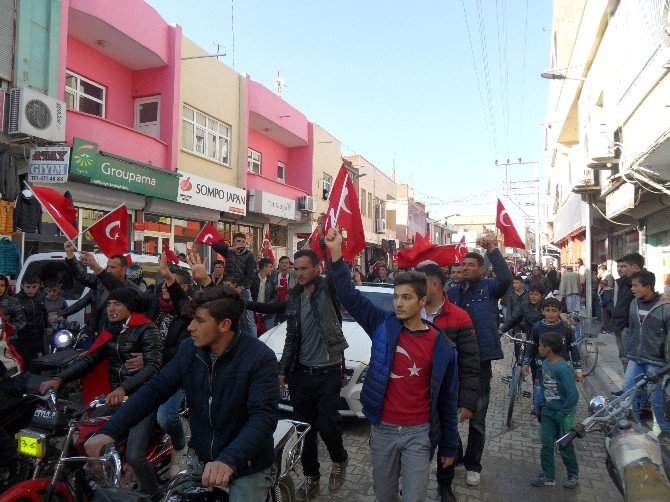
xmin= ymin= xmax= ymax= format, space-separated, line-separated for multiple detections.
xmin=356 ymin=366 xmax=368 ymax=384
xmin=53 ymin=330 xmax=74 ymax=349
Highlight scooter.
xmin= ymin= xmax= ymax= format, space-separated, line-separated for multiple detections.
xmin=2 ymin=390 xmax=172 ymax=501
xmin=558 ymin=362 xmax=670 ymax=500
xmin=96 ymin=420 xmax=311 ymax=502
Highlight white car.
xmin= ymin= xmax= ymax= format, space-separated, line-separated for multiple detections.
xmin=259 ymin=283 xmax=394 ymax=418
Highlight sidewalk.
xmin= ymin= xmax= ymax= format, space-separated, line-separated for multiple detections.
xmin=298 ymin=339 xmax=623 ymax=501
xmin=580 ymin=331 xmax=624 ymax=403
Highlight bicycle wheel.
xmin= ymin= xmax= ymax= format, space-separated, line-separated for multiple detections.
xmin=506 ymin=366 xmax=522 ymax=428
xmin=578 ymin=336 xmax=598 ymax=376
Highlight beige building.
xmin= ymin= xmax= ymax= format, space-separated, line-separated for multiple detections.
xmin=344 ymin=154 xmax=397 ymax=267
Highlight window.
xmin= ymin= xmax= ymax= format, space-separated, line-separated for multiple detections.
xmin=277 ymin=162 xmax=286 ymax=182
xmin=248 ymin=149 xmax=262 ymax=174
xmin=360 ymin=189 xmax=367 ymax=217
xmin=134 ymin=96 xmax=160 ymax=139
xmin=181 ymin=105 xmax=231 ymax=165
xmin=64 ymin=71 xmax=106 ymax=118
xmin=367 ymin=193 xmax=373 ymax=219
xmin=323 ymin=173 xmax=332 ymax=200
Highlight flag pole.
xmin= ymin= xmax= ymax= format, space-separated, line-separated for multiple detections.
xmin=23 ymin=181 xmax=81 ymax=253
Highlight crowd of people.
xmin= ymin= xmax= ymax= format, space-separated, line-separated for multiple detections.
xmin=1 ymin=226 xmax=669 ymax=501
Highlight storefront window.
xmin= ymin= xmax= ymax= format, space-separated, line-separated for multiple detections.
xmin=143 ymin=213 xmax=171 ymax=255
xmin=269 ymin=224 xmax=287 ymax=248
xmin=79 ymin=208 xmax=106 ymax=252
xmin=647 ymin=230 xmax=670 ymax=295
xmin=173 ymin=218 xmax=206 ymax=261
xmin=238 ymin=224 xmax=262 ymax=257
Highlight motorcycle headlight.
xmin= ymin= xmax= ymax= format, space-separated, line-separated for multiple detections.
xmin=356 ymin=366 xmax=368 ymax=384
xmin=588 ymin=395 xmax=607 ymax=416
xmin=53 ymin=330 xmax=74 ymax=349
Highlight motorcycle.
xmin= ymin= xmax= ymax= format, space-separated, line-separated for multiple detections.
xmin=558 ymin=362 xmax=670 ymax=500
xmin=2 ymin=390 xmax=173 ymax=501
xmin=95 ymin=420 xmax=311 ymax=502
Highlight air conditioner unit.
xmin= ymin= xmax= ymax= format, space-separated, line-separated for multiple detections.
xmin=375 ymin=219 xmax=386 ymax=234
xmin=299 ymin=195 xmax=315 ymax=212
xmin=9 ymin=87 xmax=66 ymax=142
xmin=573 ymin=167 xmax=599 ymax=194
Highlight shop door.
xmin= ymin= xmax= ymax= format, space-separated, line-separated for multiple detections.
xmin=143 ymin=231 xmax=171 ymax=255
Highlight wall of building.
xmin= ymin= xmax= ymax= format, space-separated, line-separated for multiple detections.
xmin=311 ymin=124 xmax=343 ymax=218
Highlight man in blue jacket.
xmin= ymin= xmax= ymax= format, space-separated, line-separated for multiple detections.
xmin=84 ymin=286 xmax=279 ymax=501
xmin=325 ymin=228 xmax=459 ymax=502
xmin=447 ymin=235 xmax=512 ymax=487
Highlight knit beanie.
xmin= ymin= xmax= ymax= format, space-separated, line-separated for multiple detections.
xmin=107 ymin=287 xmax=141 ymax=313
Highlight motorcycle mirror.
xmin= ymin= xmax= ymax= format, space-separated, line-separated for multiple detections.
xmin=588 ymin=395 xmax=607 ymax=416
xmin=53 ymin=330 xmax=74 ymax=349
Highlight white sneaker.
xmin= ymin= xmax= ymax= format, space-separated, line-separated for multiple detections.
xmin=465 ymin=470 xmax=481 ymax=486
xmin=169 ymin=447 xmax=189 ymax=478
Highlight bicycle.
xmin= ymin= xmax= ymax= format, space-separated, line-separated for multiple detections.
xmin=502 ymin=332 xmax=532 ymax=429
xmin=566 ymin=313 xmax=600 ymax=376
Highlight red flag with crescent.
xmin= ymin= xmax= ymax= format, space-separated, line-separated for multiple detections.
xmin=87 ymin=205 xmax=129 ymax=258
xmin=195 ymin=222 xmax=224 ymax=246
xmin=28 ymin=184 xmax=79 ymax=239
xmin=496 ymin=199 xmax=525 ymax=249
xmin=260 ymin=231 xmax=275 ymax=263
xmin=397 ymin=233 xmax=468 ymax=268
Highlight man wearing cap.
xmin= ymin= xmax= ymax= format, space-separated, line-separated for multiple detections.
xmin=39 ymin=287 xmax=163 ymax=497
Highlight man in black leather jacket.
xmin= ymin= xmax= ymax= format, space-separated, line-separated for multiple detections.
xmin=39 ymin=287 xmax=163 ymax=496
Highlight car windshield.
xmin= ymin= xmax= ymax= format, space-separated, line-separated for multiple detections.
xmin=341 ymin=291 xmax=394 ymax=321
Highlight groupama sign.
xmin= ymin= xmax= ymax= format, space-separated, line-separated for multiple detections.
xmin=69 ymin=138 xmax=179 ymax=200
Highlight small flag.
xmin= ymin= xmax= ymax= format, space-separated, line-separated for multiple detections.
xmin=28 ymin=184 xmax=78 ymax=239
xmin=496 ymin=199 xmax=526 ymax=249
xmin=86 ymin=205 xmax=129 ymax=258
xmin=195 ymin=222 xmax=224 ymax=246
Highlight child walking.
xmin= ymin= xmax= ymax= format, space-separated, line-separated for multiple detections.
xmin=531 ymin=332 xmax=580 ymax=489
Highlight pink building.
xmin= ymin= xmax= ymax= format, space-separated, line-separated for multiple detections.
xmin=60 ymin=0 xmax=181 ymax=172
xmin=244 ymin=77 xmax=313 ymax=255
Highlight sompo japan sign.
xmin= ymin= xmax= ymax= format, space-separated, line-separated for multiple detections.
xmin=28 ymin=147 xmax=70 ymax=183
xmin=69 ymin=138 xmax=179 ymax=200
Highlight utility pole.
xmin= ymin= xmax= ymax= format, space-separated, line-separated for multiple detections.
xmin=495 ymin=159 xmax=542 ymax=264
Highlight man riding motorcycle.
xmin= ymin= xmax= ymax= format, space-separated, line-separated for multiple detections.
xmin=39 ymin=287 xmax=163 ymax=496
xmin=84 ymin=286 xmax=280 ymax=501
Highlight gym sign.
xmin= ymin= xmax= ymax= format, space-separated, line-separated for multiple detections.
xmin=28 ymin=147 xmax=70 ymax=184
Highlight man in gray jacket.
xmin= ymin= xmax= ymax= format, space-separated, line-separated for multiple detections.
xmin=559 ymin=266 xmax=581 ymax=313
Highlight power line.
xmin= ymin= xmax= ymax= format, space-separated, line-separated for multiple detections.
xmin=474 ymin=0 xmax=499 ymax=156
xmin=518 ymin=0 xmax=529 ymax=155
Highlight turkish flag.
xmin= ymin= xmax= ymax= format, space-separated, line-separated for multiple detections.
xmin=195 ymin=222 xmax=223 ymax=246
xmin=163 ymin=239 xmax=180 ymax=264
xmin=323 ymin=164 xmax=366 ymax=262
xmin=496 ymin=199 xmax=526 ymax=249
xmin=397 ymin=233 xmax=468 ymax=269
xmin=28 ymin=185 xmax=79 ymax=239
xmin=260 ymin=231 xmax=275 ymax=263
xmin=87 ymin=205 xmax=129 ymax=258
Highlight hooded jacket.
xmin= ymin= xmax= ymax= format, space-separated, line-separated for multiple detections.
xmin=611 ymin=276 xmax=634 ymax=332
xmin=13 ymin=190 xmax=42 ymax=233
xmin=0 ymin=275 xmax=26 ymax=334
xmin=500 ymin=299 xmax=543 ymax=334
xmin=16 ymin=290 xmax=48 ymax=337
xmin=626 ymin=294 xmax=670 ymax=365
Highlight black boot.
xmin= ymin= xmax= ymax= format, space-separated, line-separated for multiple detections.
xmin=439 ymin=483 xmax=457 ymax=502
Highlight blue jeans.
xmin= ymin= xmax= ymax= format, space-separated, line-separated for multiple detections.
xmin=240 ymin=288 xmax=257 ymax=338
xmin=157 ymin=389 xmax=186 ymax=450
xmin=623 ymin=360 xmax=670 ymax=433
xmin=263 ymin=315 xmax=275 ymax=331
xmin=228 ymin=465 xmax=276 ymax=501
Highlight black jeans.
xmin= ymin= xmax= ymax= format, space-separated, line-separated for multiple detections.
xmin=124 ymin=413 xmax=160 ymax=496
xmin=287 ymin=368 xmax=348 ymax=477
xmin=437 ymin=360 xmax=492 ymax=486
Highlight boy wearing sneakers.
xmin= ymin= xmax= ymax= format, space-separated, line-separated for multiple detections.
xmin=531 ymin=332 xmax=579 ymax=488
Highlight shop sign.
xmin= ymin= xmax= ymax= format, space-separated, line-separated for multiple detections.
xmin=606 ymin=183 xmax=635 ymax=218
xmin=69 ymin=137 xmax=179 ymax=200
xmin=177 ymin=173 xmax=246 ymax=216
xmin=260 ymin=191 xmax=297 ymax=220
xmin=28 ymin=147 xmax=70 ymax=183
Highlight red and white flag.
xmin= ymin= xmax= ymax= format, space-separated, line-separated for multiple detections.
xmin=260 ymin=231 xmax=275 ymax=263
xmin=397 ymin=233 xmax=468 ymax=269
xmin=496 ymin=199 xmax=526 ymax=249
xmin=195 ymin=222 xmax=223 ymax=246
xmin=311 ymin=164 xmax=365 ymax=262
xmin=87 ymin=205 xmax=129 ymax=258
xmin=28 ymin=184 xmax=78 ymax=239
xmin=163 ymin=239 xmax=180 ymax=264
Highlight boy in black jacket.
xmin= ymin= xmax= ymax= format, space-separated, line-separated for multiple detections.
xmin=523 ymin=298 xmax=582 ymax=383
xmin=15 ymin=275 xmax=48 ymax=364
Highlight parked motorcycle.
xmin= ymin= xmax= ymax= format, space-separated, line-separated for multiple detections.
xmin=558 ymin=362 xmax=670 ymax=500
xmin=2 ymin=390 xmax=173 ymax=501
xmin=95 ymin=420 xmax=311 ymax=502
